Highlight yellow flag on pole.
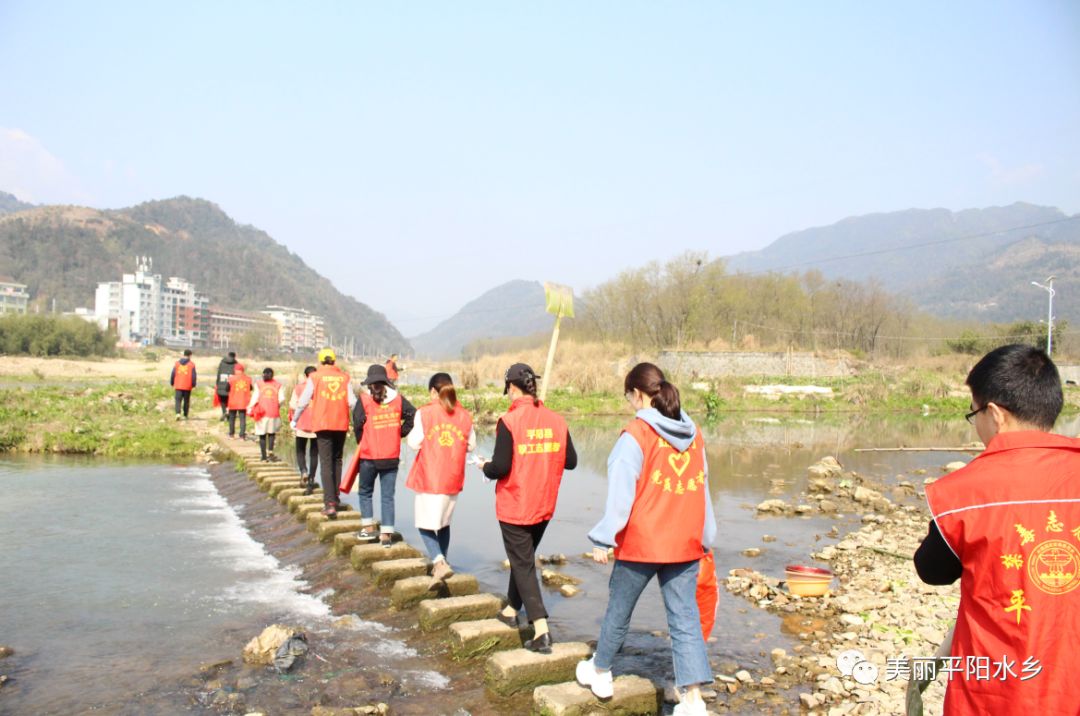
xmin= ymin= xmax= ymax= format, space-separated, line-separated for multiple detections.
xmin=544 ymin=282 xmax=575 ymax=318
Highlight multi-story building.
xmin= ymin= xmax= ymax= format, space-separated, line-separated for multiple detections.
xmin=261 ymin=305 xmax=326 ymax=352
xmin=0 ymin=277 xmax=30 ymax=314
xmin=94 ymin=257 xmax=210 ymax=347
xmin=208 ymin=306 xmax=279 ymax=350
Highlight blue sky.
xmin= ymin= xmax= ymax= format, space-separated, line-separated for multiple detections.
xmin=1 ymin=1 xmax=1078 ymax=334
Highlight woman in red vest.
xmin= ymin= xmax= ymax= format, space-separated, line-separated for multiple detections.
xmin=248 ymin=367 xmax=285 ymax=462
xmin=226 ymin=363 xmax=253 ymax=440
xmin=292 ymin=348 xmax=357 ymax=518
xmin=575 ymin=363 xmax=716 ymax=715
xmin=405 ymin=372 xmax=476 ymax=586
xmin=353 ymin=364 xmax=415 ymax=546
xmin=289 ymin=366 xmax=319 ymax=494
xmin=478 ymin=363 xmax=578 ymax=653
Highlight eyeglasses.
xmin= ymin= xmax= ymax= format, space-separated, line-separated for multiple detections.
xmin=965 ymin=405 xmax=987 ymax=424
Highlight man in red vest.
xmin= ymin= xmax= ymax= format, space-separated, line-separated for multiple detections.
xmin=170 ymin=349 xmax=196 ymax=420
xmin=915 ymin=344 xmax=1080 ymax=714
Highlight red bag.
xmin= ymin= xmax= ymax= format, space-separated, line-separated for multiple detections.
xmin=248 ymin=403 xmax=266 ymax=420
xmin=339 ymin=449 xmax=363 ymax=494
xmin=696 ymin=551 xmax=718 ymax=640
xmin=212 ymin=392 xmax=221 ymax=408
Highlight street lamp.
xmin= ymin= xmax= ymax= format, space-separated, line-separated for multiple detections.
xmin=1031 ymin=276 xmax=1056 ymax=355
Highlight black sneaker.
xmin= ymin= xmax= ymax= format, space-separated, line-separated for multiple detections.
xmin=495 ymin=612 xmax=519 ymax=628
xmin=357 ymin=527 xmax=379 ymax=543
xmin=523 ymin=632 xmax=552 ymax=654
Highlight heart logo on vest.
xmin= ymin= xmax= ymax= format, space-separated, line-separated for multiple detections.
xmin=668 ymin=452 xmax=691 ymax=477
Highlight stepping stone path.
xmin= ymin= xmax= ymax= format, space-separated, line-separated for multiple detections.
xmin=212 ymin=433 xmax=668 ymax=715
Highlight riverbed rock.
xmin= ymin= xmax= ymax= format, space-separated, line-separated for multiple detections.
xmin=0 ymin=646 xmax=14 ymax=659
xmin=755 ymin=499 xmax=787 ymax=513
xmin=540 ymin=568 xmax=581 ymax=587
xmin=807 ymin=456 xmax=843 ymax=479
xmin=742 ymin=548 xmax=762 ymax=557
xmin=242 ymin=624 xmax=301 ymax=665
xmin=943 ymin=461 xmax=967 ymax=473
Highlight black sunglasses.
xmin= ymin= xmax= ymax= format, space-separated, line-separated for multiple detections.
xmin=964 ymin=406 xmax=986 ymax=424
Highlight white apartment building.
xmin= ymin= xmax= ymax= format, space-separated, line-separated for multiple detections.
xmin=261 ymin=305 xmax=326 ymax=352
xmin=94 ymin=257 xmax=209 ymax=347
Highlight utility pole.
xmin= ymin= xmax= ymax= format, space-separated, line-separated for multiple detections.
xmin=1031 ymin=276 xmax=1056 ymax=355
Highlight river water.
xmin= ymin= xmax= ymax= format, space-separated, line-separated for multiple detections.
xmin=4 ymin=413 xmax=1079 ymax=714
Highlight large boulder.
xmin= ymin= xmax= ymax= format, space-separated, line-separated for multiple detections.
xmin=242 ymin=625 xmax=301 ymax=666
xmin=807 ymin=456 xmax=843 ymax=479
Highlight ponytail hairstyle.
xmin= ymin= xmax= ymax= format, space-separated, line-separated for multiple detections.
xmin=624 ymin=362 xmax=681 ymax=420
xmin=369 ymin=381 xmax=388 ymax=404
xmin=429 ymin=372 xmax=458 ymax=414
xmin=511 ymin=372 xmax=541 ymax=407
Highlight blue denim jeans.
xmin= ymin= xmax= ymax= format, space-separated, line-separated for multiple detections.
xmin=594 ymin=559 xmax=712 ymax=688
xmin=357 ymin=461 xmax=397 ymax=531
xmin=419 ymin=526 xmax=451 ymax=561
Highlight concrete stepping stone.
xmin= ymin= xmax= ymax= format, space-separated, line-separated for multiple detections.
xmin=288 ymin=494 xmax=324 ymax=512
xmin=447 ymin=618 xmax=523 ymax=659
xmin=391 ymin=573 xmax=479 ymax=609
xmin=485 ymin=642 xmax=592 ymax=696
xmin=268 ymin=481 xmax=303 ymax=498
xmin=277 ymin=487 xmax=311 ymax=504
xmin=533 ymin=675 xmax=661 ymax=715
xmin=259 ymin=475 xmax=301 ymax=491
xmin=317 ymin=516 xmax=364 ymax=543
xmin=418 ymin=593 xmax=504 ymax=632
xmin=333 ymin=530 xmax=383 ymax=556
xmin=371 ymin=558 xmax=431 ymax=587
xmin=306 ymin=511 xmax=362 ymax=532
xmin=349 ymin=542 xmax=419 ymax=570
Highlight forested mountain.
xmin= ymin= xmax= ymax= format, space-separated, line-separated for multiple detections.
xmin=410 ymin=280 xmax=551 ymax=358
xmin=726 ymin=203 xmax=1080 ymax=322
xmin=0 ymin=196 xmax=410 ymax=352
xmin=0 ymin=191 xmax=34 ymax=215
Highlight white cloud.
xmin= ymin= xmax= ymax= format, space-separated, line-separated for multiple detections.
xmin=977 ymin=152 xmax=1045 ymax=186
xmin=0 ymin=127 xmax=93 ymax=204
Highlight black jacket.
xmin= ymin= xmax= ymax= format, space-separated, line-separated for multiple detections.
xmin=215 ymin=356 xmax=237 ymax=394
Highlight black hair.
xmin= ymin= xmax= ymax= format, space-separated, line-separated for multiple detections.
xmin=624 ymin=362 xmax=682 ymax=420
xmin=369 ymin=382 xmax=388 ymax=404
xmin=263 ymin=367 xmax=274 ymax=380
xmin=966 ymin=344 xmax=1062 ymax=430
xmin=183 ymin=349 xmax=192 ymax=356
xmin=303 ymin=365 xmax=317 ymax=376
xmin=228 ymin=351 xmax=236 ymax=359
xmin=509 ymin=371 xmax=540 ymax=407
xmin=429 ymin=372 xmax=457 ymax=414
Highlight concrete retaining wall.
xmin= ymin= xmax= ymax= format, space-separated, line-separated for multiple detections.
xmin=659 ymin=349 xmax=852 ymax=378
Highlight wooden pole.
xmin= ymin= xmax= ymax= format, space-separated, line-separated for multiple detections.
xmin=539 ymin=312 xmax=563 ymax=402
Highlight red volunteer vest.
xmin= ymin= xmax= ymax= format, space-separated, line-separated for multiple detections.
xmin=385 ymin=361 xmax=399 ymax=381
xmin=496 ymin=398 xmax=569 ymax=525
xmin=227 ymin=374 xmax=252 ymax=410
xmin=256 ymin=379 xmax=281 ymax=418
xmin=615 ymin=418 xmax=708 ymax=563
xmin=406 ymin=401 xmax=474 ymax=495
xmin=173 ymin=360 xmax=194 ymax=391
xmin=359 ymin=393 xmax=403 ymax=460
xmin=926 ymin=431 xmax=1080 ymax=715
xmin=292 ymin=380 xmax=314 ymax=433
xmin=309 ymin=365 xmax=351 ymax=432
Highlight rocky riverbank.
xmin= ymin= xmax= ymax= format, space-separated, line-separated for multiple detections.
xmin=725 ymin=457 xmax=960 ymax=715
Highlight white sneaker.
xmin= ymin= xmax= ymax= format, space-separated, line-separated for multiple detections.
xmin=575 ymin=657 xmax=613 ymax=700
xmin=672 ymin=699 xmax=707 ymax=716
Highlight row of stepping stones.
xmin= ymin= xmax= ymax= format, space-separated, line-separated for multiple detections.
xmin=220 ymin=436 xmax=669 ymax=715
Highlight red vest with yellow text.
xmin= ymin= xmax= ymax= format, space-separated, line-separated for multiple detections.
xmin=615 ymin=418 xmax=708 ymax=563
xmin=406 ymin=401 xmax=474 ymax=495
xmin=255 ymin=379 xmax=281 ymax=419
xmin=309 ymin=365 xmax=351 ymax=432
xmin=359 ymin=393 xmax=403 ymax=460
xmin=926 ymin=431 xmax=1080 ymax=715
xmin=496 ymin=398 xmax=569 ymax=525
xmin=173 ymin=360 xmax=194 ymax=391
xmin=227 ymin=373 xmax=252 ymax=410
xmin=385 ymin=360 xmax=399 ymax=381
xmin=292 ymin=380 xmax=314 ymax=433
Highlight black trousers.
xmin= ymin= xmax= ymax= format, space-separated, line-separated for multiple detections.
xmin=228 ymin=410 xmax=247 ymax=438
xmin=316 ymin=430 xmax=347 ymax=506
xmin=295 ymin=436 xmax=319 ymax=478
xmin=174 ymin=389 xmax=191 ymax=417
xmin=500 ymin=519 xmax=550 ymax=622
xmin=217 ymin=392 xmax=229 ymax=417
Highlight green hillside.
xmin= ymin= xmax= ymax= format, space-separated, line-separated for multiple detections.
xmin=0 ymin=196 xmax=410 ymax=352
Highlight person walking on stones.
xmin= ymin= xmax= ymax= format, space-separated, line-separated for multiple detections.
xmin=385 ymin=354 xmax=401 ymax=385
xmin=574 ymin=362 xmax=715 ymax=714
xmin=170 ymin=349 xmax=196 ymax=420
xmin=289 ymin=366 xmax=319 ymax=494
xmin=226 ymin=363 xmax=253 ymax=440
xmin=215 ymin=351 xmax=238 ymax=421
xmin=914 ymin=344 xmax=1080 ymax=715
xmin=405 ymin=372 xmax=475 ymax=586
xmin=293 ymin=348 xmax=356 ymax=519
xmin=249 ymin=367 xmax=285 ymax=462
xmin=478 ymin=363 xmax=577 ymax=653
xmin=353 ymin=364 xmax=415 ymax=547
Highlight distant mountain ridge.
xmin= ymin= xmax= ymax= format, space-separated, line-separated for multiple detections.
xmin=726 ymin=202 xmax=1080 ymax=322
xmin=0 ymin=191 xmax=34 ymax=215
xmin=410 ymin=280 xmax=551 ymax=358
xmin=0 ymin=195 xmax=410 ymax=352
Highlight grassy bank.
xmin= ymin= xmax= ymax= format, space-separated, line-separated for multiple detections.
xmin=0 ymin=381 xmax=204 ymax=458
